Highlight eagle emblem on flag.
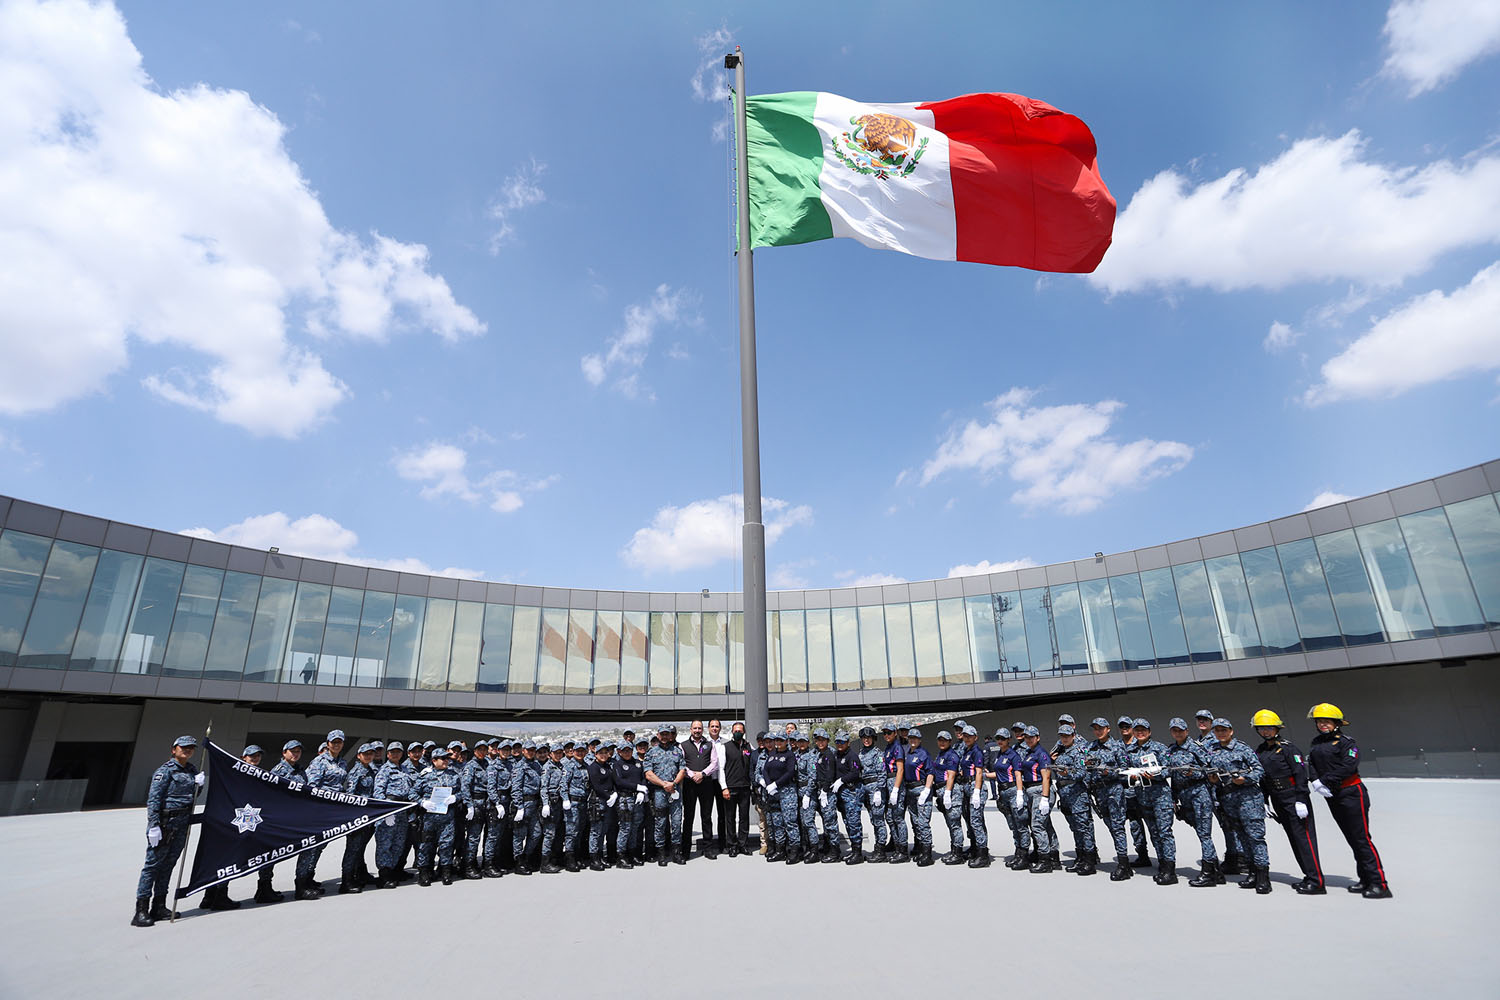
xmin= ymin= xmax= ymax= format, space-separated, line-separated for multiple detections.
xmin=831 ymin=113 xmax=928 ymax=180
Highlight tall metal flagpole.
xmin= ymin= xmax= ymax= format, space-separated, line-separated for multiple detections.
xmin=725 ymin=48 xmax=769 ymax=742
xmin=169 ymin=717 xmax=211 ymax=923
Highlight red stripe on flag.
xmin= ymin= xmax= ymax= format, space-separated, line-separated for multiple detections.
xmin=920 ymin=92 xmax=1115 ymax=273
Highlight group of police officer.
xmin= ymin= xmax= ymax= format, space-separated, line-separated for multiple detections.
xmin=131 ymin=700 xmax=1391 ymax=925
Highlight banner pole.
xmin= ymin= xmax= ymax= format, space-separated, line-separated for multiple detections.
xmin=169 ymin=717 xmax=211 ymax=924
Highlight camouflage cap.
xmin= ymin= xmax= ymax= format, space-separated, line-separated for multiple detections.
xmin=937 ymin=730 xmax=953 ymax=741
xmin=1090 ymin=717 xmax=1111 ymax=729
xmin=1133 ymin=718 xmax=1151 ymax=729
xmin=423 ymin=740 xmax=437 ymax=749
xmin=173 ymin=735 xmax=198 ymax=747
xmin=327 ymin=729 xmax=345 ymax=742
xmin=1058 ymin=713 xmax=1076 ymax=724
xmin=488 ymin=738 xmax=502 ymax=747
xmin=447 ymin=741 xmax=464 ymax=750
xmin=1195 ymin=709 xmax=1214 ymax=720
xmin=407 ymin=741 xmax=423 ymax=751
xmin=812 ymin=727 xmax=829 ymax=739
xmin=771 ymin=731 xmax=788 ymax=742
xmin=880 ymin=723 xmax=897 ymax=733
xmin=906 ymin=727 xmax=923 ymax=738
xmin=283 ymin=739 xmax=303 ymax=751
xmin=634 ymin=737 xmax=649 ymax=747
xmin=897 ymin=720 xmax=914 ymax=731
xmin=241 ymin=744 xmax=263 ymax=756
xmin=1057 ymin=725 xmax=1076 ymax=736
xmin=1168 ymin=718 xmax=1189 ymax=731
xmin=962 ymin=725 xmax=978 ymax=737
xmin=431 ymin=747 xmax=452 ymax=759
xmin=1211 ymin=717 xmax=1233 ymax=729
xmin=1011 ymin=721 xmax=1026 ymax=730
xmin=795 ymin=733 xmax=810 ymax=743
xmin=992 ymin=728 xmax=1009 ymax=740
xmin=834 ymin=731 xmax=850 ymax=743
xmin=954 ymin=719 xmax=969 ymax=730
xmin=387 ymin=740 xmax=405 ymax=750
xmin=550 ymin=742 xmax=566 ymax=753
xmin=1116 ymin=716 xmax=1133 ymax=726
xmin=1023 ymin=725 xmax=1039 ymax=737
xmin=657 ymin=722 xmax=675 ymax=734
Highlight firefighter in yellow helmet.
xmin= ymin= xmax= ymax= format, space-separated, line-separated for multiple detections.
xmin=1305 ymin=703 xmax=1392 ymax=899
xmin=1252 ymin=710 xmax=1324 ymax=894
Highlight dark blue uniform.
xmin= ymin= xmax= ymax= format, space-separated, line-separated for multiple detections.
xmin=1308 ymin=731 xmax=1388 ymax=895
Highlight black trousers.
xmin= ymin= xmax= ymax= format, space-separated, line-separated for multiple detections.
xmin=681 ymin=778 xmax=719 ymax=854
xmin=724 ymin=787 xmax=751 ymax=848
xmin=1271 ymin=794 xmax=1324 ymax=885
xmin=713 ymin=785 xmax=728 ymax=848
xmin=1326 ymin=780 xmax=1388 ymax=890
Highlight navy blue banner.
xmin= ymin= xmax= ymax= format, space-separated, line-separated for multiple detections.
xmin=179 ymin=742 xmax=415 ymax=898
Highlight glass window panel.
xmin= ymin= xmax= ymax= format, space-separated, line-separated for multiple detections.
xmin=766 ymin=612 xmax=782 ymax=692
xmin=18 ymin=540 xmax=98 ymax=669
xmin=417 ymin=599 xmax=457 ymax=690
xmin=315 ymin=586 xmax=363 ymax=686
xmin=1107 ymin=574 xmax=1155 ymax=669
xmin=1078 ymin=578 xmax=1124 ymax=672
xmin=991 ymin=591 xmax=1029 ymax=673
xmin=702 ymin=610 xmax=728 ymax=695
xmin=120 ymin=557 xmax=186 ymax=676
xmin=1171 ymin=562 xmax=1224 ymax=662
xmin=1239 ymin=547 xmax=1303 ymax=655
xmin=779 ymin=610 xmax=806 ymax=692
xmin=1275 ymin=539 xmax=1343 ymax=651
xmin=506 ymin=606 xmax=540 ymax=693
xmin=279 ymin=582 xmax=329 ymax=685
xmin=0 ymin=531 xmax=52 ymax=666
xmin=1446 ymin=495 xmax=1500 ymax=626
xmin=1313 ymin=529 xmax=1386 ymax=645
xmin=1048 ymin=585 xmax=1089 ymax=672
xmin=1140 ymin=568 xmax=1189 ymax=665
xmin=1204 ymin=555 xmax=1263 ymax=658
xmin=161 ymin=565 xmax=224 ymax=678
xmin=1354 ymin=521 xmax=1434 ymax=641
xmin=1021 ymin=587 xmax=1057 ymax=673
xmin=477 ymin=603 xmax=513 ymax=692
xmin=448 ymin=601 xmax=484 ymax=692
xmin=593 ymin=610 xmax=622 ymax=696
xmin=936 ymin=597 xmax=973 ymax=683
xmin=353 ymin=591 xmax=395 ymax=687
xmin=884 ymin=604 xmax=915 ymax=688
xmin=728 ymin=611 xmax=745 ymax=694
xmin=831 ymin=607 xmax=861 ymax=690
xmin=805 ymin=609 xmax=833 ymax=692
xmin=71 ymin=550 xmax=143 ymax=672
xmin=564 ymin=609 xmax=595 ymax=695
xmin=962 ymin=596 xmax=1001 ymax=682
xmin=244 ymin=577 xmax=296 ymax=683
xmin=1400 ymin=509 xmax=1485 ymax=635
xmin=384 ymin=594 xmax=426 ymax=691
xmin=676 ymin=611 xmax=702 ymax=695
xmin=857 ymin=605 xmax=889 ymax=688
xmin=647 ymin=611 xmax=675 ymax=694
xmin=536 ymin=607 xmax=568 ymax=694
xmin=620 ymin=610 xmax=647 ymax=695
xmin=911 ymin=601 xmax=943 ymax=685
xmin=202 ymin=571 xmax=259 ymax=680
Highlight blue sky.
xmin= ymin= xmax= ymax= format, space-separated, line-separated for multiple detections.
xmin=2 ymin=0 xmax=1498 ymax=593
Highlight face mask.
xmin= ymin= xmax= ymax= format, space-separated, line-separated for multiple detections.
xmin=733 ymin=732 xmax=745 ymax=743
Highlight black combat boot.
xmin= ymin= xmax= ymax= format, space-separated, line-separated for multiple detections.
xmin=967 ymin=851 xmax=991 ymax=869
xmin=296 ymin=875 xmax=321 ymax=899
xmin=1362 ymin=884 xmax=1393 ymax=899
xmin=565 ymin=853 xmax=582 ymax=873
xmin=589 ymin=854 xmax=607 ymax=872
xmin=1294 ymin=877 xmax=1326 ymax=895
xmin=131 ymin=896 xmax=155 ymax=927
xmin=1029 ymin=853 xmax=1053 ymax=874
xmin=482 ymin=863 xmax=504 ymax=879
xmin=417 ymin=867 xmax=432 ymax=886
xmin=1132 ymin=850 xmax=1152 ymax=868
xmin=846 ymin=846 xmax=866 ymax=865
xmin=1346 ymin=881 xmax=1367 ymax=893
xmin=201 ymin=884 xmax=241 ymax=909
xmin=889 ymin=843 xmax=909 ymax=865
xmin=1154 ymin=862 xmax=1178 ymax=886
xmin=1238 ymin=868 xmax=1259 ymax=889
xmin=915 ymin=845 xmax=935 ymax=867
xmin=464 ymin=862 xmax=482 ymax=880
xmin=1221 ymin=852 xmax=1244 ymax=876
xmin=1048 ymin=850 xmax=1061 ymax=871
xmin=787 ymin=844 xmax=803 ymax=865
xmin=337 ymin=872 xmax=361 ymax=894
xmin=254 ymin=875 xmax=282 ymax=903
xmin=1074 ymin=849 xmax=1098 ymax=876
xmin=821 ymin=837 xmax=841 ymax=863
xmin=871 ymin=843 xmax=887 ymax=864
xmin=673 ymin=850 xmax=686 ymax=866
xmin=1006 ymin=852 xmax=1028 ymax=871
xmin=1188 ymin=860 xmax=1223 ymax=887
xmin=941 ymin=848 xmax=966 ymax=866
xmin=440 ymin=864 xmax=455 ymax=886
xmin=1255 ymin=867 xmax=1272 ymax=894
xmin=542 ymin=857 xmax=563 ymax=874
xmin=1065 ymin=852 xmax=1080 ymax=872
xmin=150 ymin=895 xmax=174 ymax=921
xmin=1110 ymin=855 xmax=1134 ymax=881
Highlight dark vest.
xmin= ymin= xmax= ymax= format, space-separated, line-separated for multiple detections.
xmin=722 ymin=740 xmax=752 ymax=788
xmin=682 ymin=738 xmax=713 ymax=772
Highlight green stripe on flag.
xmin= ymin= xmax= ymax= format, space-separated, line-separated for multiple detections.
xmin=745 ymin=91 xmax=833 ymax=250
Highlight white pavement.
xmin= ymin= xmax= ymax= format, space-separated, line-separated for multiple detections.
xmin=0 ymin=779 xmax=1492 ymax=998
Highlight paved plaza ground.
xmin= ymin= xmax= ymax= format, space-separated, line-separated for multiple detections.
xmin=0 ymin=778 xmax=1492 ymax=998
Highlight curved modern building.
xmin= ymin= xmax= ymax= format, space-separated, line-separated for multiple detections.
xmin=2 ymin=459 xmax=1498 ymax=804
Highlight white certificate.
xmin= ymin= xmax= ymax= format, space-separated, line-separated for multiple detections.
xmin=429 ymin=786 xmax=454 ymax=813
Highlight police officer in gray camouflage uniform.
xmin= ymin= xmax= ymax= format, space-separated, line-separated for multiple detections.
xmin=413 ymin=746 xmax=462 ymax=885
xmin=511 ymin=740 xmax=544 ymax=874
xmin=1161 ymin=719 xmax=1222 ymax=887
xmin=374 ymin=741 xmax=417 ymax=887
xmin=339 ymin=742 xmax=380 ymax=893
xmin=644 ymin=724 xmax=687 ymax=866
xmin=855 ymin=727 xmax=888 ymax=862
xmin=1207 ymin=717 xmax=1271 ymax=894
xmin=131 ymin=735 xmax=202 ymax=927
xmin=296 ymin=729 xmax=348 ymax=899
xmin=1122 ymin=719 xmax=1178 ymax=885
xmin=562 ymin=740 xmax=590 ymax=872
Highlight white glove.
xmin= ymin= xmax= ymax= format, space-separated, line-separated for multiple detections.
xmin=873 ymin=790 xmax=883 ymax=808
xmin=801 ymin=795 xmax=810 ymax=810
xmin=420 ymin=799 xmax=434 ymax=811
xmin=562 ymin=798 xmax=572 ymax=812
xmin=1311 ymin=779 xmax=1332 ymax=799
xmin=766 ymin=782 xmax=777 ymax=795
xmin=1013 ymin=791 xmax=1024 ymax=809
xmin=1294 ymin=801 xmax=1309 ymax=819
xmin=1037 ymin=797 xmax=1051 ymax=816
xmin=1122 ymin=767 xmax=1142 ymax=779
xmin=194 ymin=772 xmax=205 ymax=787
xmin=670 ymin=789 xmax=680 ymax=802
xmin=542 ymin=803 xmax=551 ymax=818
xmin=384 ymin=816 xmax=395 ymax=827
xmin=832 ymin=779 xmax=843 ymax=794
xmin=147 ymin=825 xmax=162 ymax=847
xmin=519 ymin=803 xmax=528 ymax=819
xmin=943 ymin=790 xmax=953 ymax=809
xmin=970 ymin=789 xmax=981 ymax=808
xmin=634 ymin=791 xmax=645 ymax=806
xmin=917 ymin=788 xmax=930 ymax=806
xmin=607 ymin=793 xmax=618 ymax=807
xmin=818 ymin=792 xmax=828 ymax=809
xmin=464 ymin=805 xmax=474 ymax=821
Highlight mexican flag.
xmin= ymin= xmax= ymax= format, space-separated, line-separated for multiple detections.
xmin=743 ymin=91 xmax=1115 ymax=273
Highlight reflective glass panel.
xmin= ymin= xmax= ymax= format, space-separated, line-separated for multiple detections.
xmin=202 ymin=571 xmax=258 ymax=680
xmin=911 ymin=601 xmax=943 ymax=685
xmin=728 ymin=612 xmax=744 ymax=693
xmin=353 ymin=590 xmax=395 ymax=687
xmin=564 ymin=609 xmax=595 ymax=695
xmin=676 ymin=611 xmax=702 ymax=695
xmin=1107 ymin=574 xmax=1155 ymax=669
xmin=244 ymin=576 xmax=296 ymax=683
xmin=1239 ymin=547 xmax=1302 ymax=655
xmin=161 ymin=565 xmax=224 ymax=678
xmin=281 ymin=582 xmax=329 ymax=685
xmin=448 ymin=601 xmax=485 ymax=692
xmin=18 ymin=540 xmax=98 ymax=669
xmin=1204 ymin=555 xmax=1262 ymax=658
xmin=478 ymin=603 xmax=514 ymax=692
xmin=884 ymin=604 xmax=915 ymax=688
xmin=937 ymin=597 xmax=972 ymax=683
xmin=593 ymin=610 xmax=622 ymax=696
xmin=1275 ymin=539 xmax=1343 ymax=651
xmin=315 ymin=586 xmax=363 ymax=686
xmin=72 ymin=550 xmax=143 ymax=672
xmin=647 ymin=611 xmax=675 ymax=694
xmin=805 ymin=609 xmax=833 ymax=692
xmin=536 ymin=607 xmax=568 ymax=694
xmin=831 ymin=607 xmax=860 ymax=690
xmin=1400 ymin=509 xmax=1485 ymax=634
xmin=1078 ymin=578 xmax=1123 ymax=672
xmin=1140 ymin=568 xmax=1189 ymax=664
xmin=857 ymin=605 xmax=889 ymax=688
xmin=418 ymin=599 xmax=457 ymax=690
xmin=702 ymin=611 xmax=728 ymax=695
xmin=120 ymin=558 xmax=186 ymax=676
xmin=1447 ymin=495 xmax=1500 ymax=626
xmin=386 ymin=594 xmax=427 ymax=691
xmin=1048 ymin=584 xmax=1089 ymax=672
xmin=0 ymin=531 xmax=52 ymax=665
xmin=963 ymin=596 xmax=1001 ymax=682
xmin=991 ymin=591 xmax=1029 ymax=673
xmin=779 ymin=610 xmax=806 ymax=693
xmin=620 ymin=610 xmax=647 ymax=695
xmin=1355 ymin=520 xmax=1434 ymax=641
xmin=1021 ymin=587 xmax=1057 ymax=673
xmin=1314 ymin=529 xmax=1386 ymax=645
xmin=1171 ymin=562 xmax=1224 ymax=662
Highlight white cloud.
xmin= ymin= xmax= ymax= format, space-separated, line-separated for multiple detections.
xmin=835 ymin=571 xmax=908 ymax=588
xmin=770 ymin=559 xmax=814 ymax=589
xmin=1263 ymin=320 xmax=1300 ymax=353
xmin=1089 ymin=132 xmax=1500 ymax=294
xmin=1382 ymin=0 xmax=1500 ymax=95
xmin=580 ymin=284 xmax=696 ymax=398
xmin=622 ymin=494 xmax=812 ymax=573
xmin=946 ymin=558 xmax=1037 ymax=578
xmin=184 ymin=511 xmax=482 ymax=578
xmin=0 ymin=0 xmax=482 ymax=437
xmin=690 ymin=26 xmax=733 ymax=102
xmin=488 ymin=157 xmax=546 ymax=251
xmin=920 ymin=388 xmax=1193 ymax=514
xmin=1305 ymin=261 xmax=1500 ymax=403
xmin=392 ymin=441 xmax=555 ymax=513
xmin=1302 ymin=491 xmax=1355 ymax=512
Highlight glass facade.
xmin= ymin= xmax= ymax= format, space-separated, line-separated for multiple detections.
xmin=2 ymin=492 xmax=1498 ymax=695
